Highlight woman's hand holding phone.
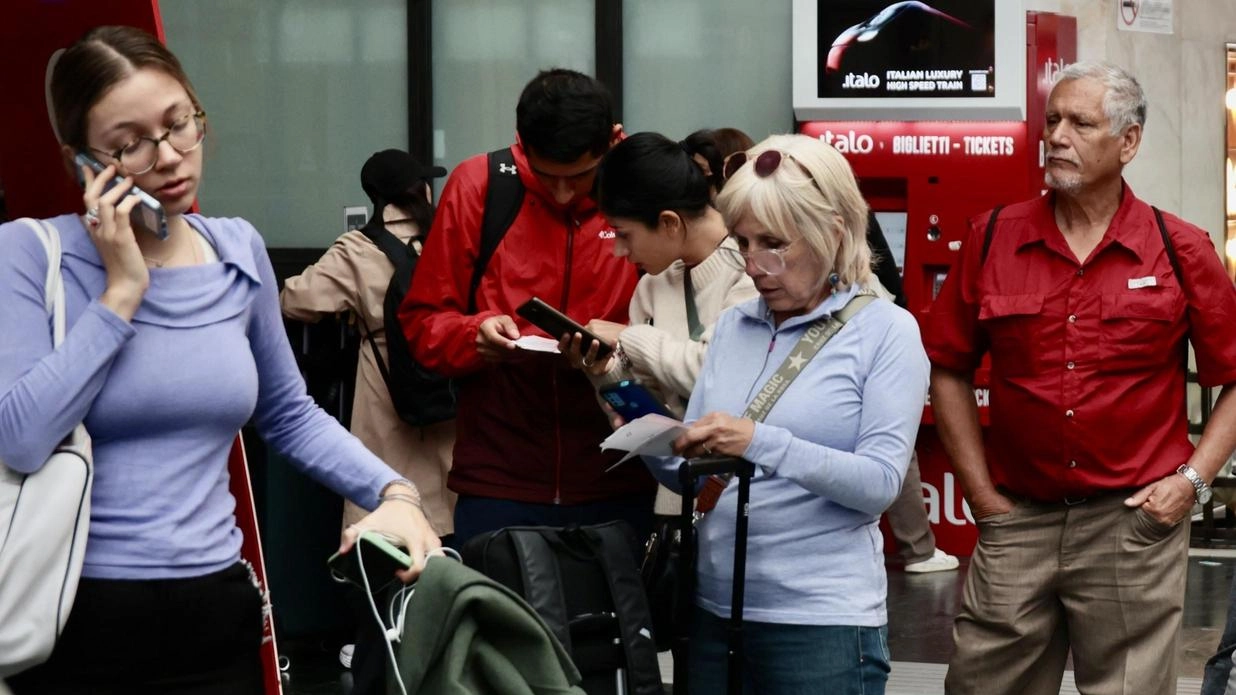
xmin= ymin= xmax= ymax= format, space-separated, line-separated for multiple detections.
xmin=557 ymin=331 xmax=615 ymax=375
xmin=81 ymin=162 xmax=149 ymax=321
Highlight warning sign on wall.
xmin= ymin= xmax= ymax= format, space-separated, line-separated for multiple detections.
xmin=1117 ymin=0 xmax=1173 ymax=34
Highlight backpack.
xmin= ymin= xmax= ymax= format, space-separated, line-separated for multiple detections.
xmin=460 ymin=521 xmax=663 ymax=695
xmin=360 ymin=148 xmax=525 ymax=427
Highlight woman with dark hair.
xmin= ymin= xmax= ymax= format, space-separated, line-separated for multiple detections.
xmin=682 ymin=127 xmax=755 ymax=200
xmin=560 ymin=131 xmax=756 ymax=526
xmin=0 ymin=26 xmax=437 ymax=693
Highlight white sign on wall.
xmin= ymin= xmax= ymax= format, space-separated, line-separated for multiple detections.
xmin=1116 ymin=0 xmax=1173 ymax=34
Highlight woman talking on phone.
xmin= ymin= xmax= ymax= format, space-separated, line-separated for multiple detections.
xmin=0 ymin=26 xmax=437 ymax=694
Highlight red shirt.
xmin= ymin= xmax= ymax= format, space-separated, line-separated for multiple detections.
xmin=925 ymin=183 xmax=1236 ymax=501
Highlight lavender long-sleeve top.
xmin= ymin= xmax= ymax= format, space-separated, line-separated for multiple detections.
xmin=0 ymin=214 xmax=399 ymax=579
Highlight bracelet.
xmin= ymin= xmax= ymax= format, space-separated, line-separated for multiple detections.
xmin=380 ymin=493 xmax=424 ymax=511
xmin=379 ymin=478 xmax=418 ymax=497
xmin=614 ymin=340 xmax=634 ymax=372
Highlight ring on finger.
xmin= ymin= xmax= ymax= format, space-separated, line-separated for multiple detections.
xmin=702 ymin=445 xmax=712 ymax=456
xmin=582 ymin=356 xmax=594 ymax=367
xmin=83 ymin=207 xmax=101 ymax=227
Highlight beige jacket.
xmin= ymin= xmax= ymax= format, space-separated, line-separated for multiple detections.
xmin=280 ymin=217 xmax=456 ymax=534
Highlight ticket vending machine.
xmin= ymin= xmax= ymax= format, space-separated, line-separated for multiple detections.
xmin=792 ymin=1 xmax=1076 ymax=555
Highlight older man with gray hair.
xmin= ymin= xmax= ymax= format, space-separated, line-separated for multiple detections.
xmin=926 ymin=61 xmax=1236 ymax=695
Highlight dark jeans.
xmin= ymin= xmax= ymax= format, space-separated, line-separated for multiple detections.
xmin=687 ymin=607 xmax=890 ymax=695
xmin=450 ymin=492 xmax=656 ymax=551
xmin=1203 ymin=570 xmax=1236 ymax=695
xmin=8 ymin=562 xmax=264 ymax=695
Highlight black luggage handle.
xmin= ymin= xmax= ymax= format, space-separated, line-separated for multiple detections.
xmin=674 ymin=456 xmax=755 ymax=695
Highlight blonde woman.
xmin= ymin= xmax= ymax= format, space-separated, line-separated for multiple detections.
xmin=646 ymin=134 xmax=928 ymax=694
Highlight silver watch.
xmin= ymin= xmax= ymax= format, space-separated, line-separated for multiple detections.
xmin=1177 ymin=464 xmax=1213 ymax=505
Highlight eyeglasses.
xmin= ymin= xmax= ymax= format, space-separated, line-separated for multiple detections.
xmin=718 ymin=236 xmax=800 ymax=276
xmin=90 ymin=111 xmax=207 ymax=176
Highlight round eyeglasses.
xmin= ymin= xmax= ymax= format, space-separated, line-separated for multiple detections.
xmin=718 ymin=238 xmax=799 ymax=276
xmin=90 ymin=111 xmax=207 ymax=176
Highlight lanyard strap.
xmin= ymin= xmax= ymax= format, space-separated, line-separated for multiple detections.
xmin=684 ymin=269 xmax=704 ymax=341
xmin=695 ymin=293 xmax=875 ymax=513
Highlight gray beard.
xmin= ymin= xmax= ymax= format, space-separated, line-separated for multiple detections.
xmin=1044 ymin=170 xmax=1082 ymax=194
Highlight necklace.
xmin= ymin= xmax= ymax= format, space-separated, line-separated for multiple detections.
xmin=143 ymin=231 xmax=201 ymax=268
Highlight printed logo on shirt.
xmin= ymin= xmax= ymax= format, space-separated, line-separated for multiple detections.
xmin=598 ymin=228 xmax=616 ymax=239
xmin=1127 ymin=276 xmax=1157 ymax=290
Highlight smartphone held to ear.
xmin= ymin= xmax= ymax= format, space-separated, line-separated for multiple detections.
xmin=74 ymin=152 xmax=169 ymax=240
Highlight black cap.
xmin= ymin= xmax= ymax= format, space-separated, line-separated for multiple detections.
xmin=360 ymin=149 xmax=447 ymax=209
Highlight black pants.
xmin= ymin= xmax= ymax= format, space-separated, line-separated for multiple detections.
xmin=8 ymin=562 xmax=265 ymax=695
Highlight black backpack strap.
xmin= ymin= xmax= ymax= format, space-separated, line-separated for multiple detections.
xmin=357 ymin=224 xmax=414 ymax=394
xmin=1151 ymin=206 xmax=1185 ymax=286
xmin=980 ymin=205 xmax=1004 ymax=265
xmin=469 ymin=148 xmax=526 ymax=314
xmin=580 ymin=523 xmax=663 ymax=695
xmin=506 ymin=530 xmax=573 ymax=654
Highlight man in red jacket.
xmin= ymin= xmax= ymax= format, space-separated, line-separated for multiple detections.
xmin=399 ymin=69 xmax=652 ymax=545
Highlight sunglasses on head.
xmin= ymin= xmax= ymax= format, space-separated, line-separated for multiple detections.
xmin=722 ymin=149 xmax=827 ymax=200
xmin=722 ymin=149 xmax=785 ymax=181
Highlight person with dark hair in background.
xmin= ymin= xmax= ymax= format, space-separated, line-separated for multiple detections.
xmin=864 ymin=213 xmax=959 ymax=573
xmin=398 ymin=69 xmax=654 ymax=545
xmin=682 ymin=127 xmax=755 ymax=200
xmin=280 ymin=149 xmax=455 ymax=695
xmin=0 ymin=26 xmax=438 ymax=694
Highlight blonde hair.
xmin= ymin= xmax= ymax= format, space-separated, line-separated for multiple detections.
xmin=716 ymin=133 xmax=871 ymax=292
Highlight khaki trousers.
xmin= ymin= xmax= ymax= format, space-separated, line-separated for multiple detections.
xmin=945 ymin=492 xmax=1188 ymax=695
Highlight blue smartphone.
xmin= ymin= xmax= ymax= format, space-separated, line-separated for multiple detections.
xmin=74 ymin=152 xmax=170 ymax=240
xmin=599 ymin=379 xmax=672 ymax=420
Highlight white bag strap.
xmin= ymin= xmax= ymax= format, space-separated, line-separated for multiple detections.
xmin=17 ymin=218 xmax=66 ymax=347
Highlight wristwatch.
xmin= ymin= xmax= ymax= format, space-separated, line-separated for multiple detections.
xmin=1177 ymin=464 xmax=1213 ymax=505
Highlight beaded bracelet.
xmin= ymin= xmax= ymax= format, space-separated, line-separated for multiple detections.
xmin=614 ymin=340 xmax=634 ymax=372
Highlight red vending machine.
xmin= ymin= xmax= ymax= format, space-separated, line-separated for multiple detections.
xmin=792 ymin=1 xmax=1076 ymax=555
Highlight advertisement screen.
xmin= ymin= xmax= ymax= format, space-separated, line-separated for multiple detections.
xmin=817 ymin=1 xmax=996 ymax=99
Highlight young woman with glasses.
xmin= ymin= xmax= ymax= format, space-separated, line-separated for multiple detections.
xmin=642 ymin=134 xmax=929 ymax=694
xmin=0 ymin=25 xmax=438 ymax=694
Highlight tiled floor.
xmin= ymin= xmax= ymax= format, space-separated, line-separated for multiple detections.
xmin=282 ymin=550 xmax=1236 ymax=694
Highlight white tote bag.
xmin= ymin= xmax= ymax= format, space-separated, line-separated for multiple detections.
xmin=0 ymin=218 xmax=93 ymax=677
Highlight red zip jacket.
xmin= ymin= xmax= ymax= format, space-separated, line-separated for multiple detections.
xmin=398 ymin=143 xmax=652 ymax=504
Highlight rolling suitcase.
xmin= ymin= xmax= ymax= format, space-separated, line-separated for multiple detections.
xmin=671 ymin=456 xmax=755 ymax=695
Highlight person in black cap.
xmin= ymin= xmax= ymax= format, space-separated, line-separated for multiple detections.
xmin=280 ymin=150 xmax=452 ymax=695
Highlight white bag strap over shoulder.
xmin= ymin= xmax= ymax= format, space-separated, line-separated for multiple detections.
xmin=19 ymin=217 xmax=66 ymax=346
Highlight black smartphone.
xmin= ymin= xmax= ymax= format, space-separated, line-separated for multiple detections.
xmin=74 ymin=152 xmax=170 ymax=240
xmin=516 ymin=297 xmax=614 ymax=358
xmin=327 ymin=531 xmax=412 ymax=592
xmin=599 ymin=379 xmax=672 ymax=420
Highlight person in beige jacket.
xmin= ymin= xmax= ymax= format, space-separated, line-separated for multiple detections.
xmin=280 ymin=150 xmax=456 ymax=538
